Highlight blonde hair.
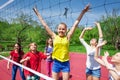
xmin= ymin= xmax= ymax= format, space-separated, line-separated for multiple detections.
xmin=29 ymin=42 xmax=37 ymax=48
xmin=58 ymin=22 xmax=67 ymax=29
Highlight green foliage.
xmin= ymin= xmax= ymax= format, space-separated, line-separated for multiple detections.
xmin=100 ymin=10 xmax=120 ymax=50
xmin=0 ymin=13 xmax=49 ymax=44
xmin=0 ymin=20 xmax=10 ymax=40
xmin=70 ymin=27 xmax=81 ymax=45
xmin=0 ymin=9 xmax=120 ymax=56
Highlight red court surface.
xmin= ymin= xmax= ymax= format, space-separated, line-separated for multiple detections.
xmin=0 ymin=53 xmax=109 ymax=80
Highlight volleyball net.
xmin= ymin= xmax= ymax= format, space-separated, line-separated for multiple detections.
xmin=0 ymin=0 xmax=120 ymax=28
xmin=0 ymin=0 xmax=120 ymax=79
xmin=0 ymin=54 xmax=54 ymax=80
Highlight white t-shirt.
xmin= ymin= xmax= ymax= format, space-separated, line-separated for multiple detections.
xmin=80 ymin=38 xmax=103 ymax=70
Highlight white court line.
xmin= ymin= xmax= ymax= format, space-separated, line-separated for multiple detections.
xmin=0 ymin=0 xmax=14 ymax=9
xmin=0 ymin=55 xmax=54 ymax=80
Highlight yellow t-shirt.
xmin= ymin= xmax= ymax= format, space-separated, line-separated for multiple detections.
xmin=52 ymin=35 xmax=69 ymax=62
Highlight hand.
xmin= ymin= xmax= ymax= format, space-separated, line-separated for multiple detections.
xmin=97 ymin=40 xmax=107 ymax=47
xmin=102 ymin=51 xmax=109 ymax=61
xmin=102 ymin=40 xmax=107 ymax=45
xmin=82 ymin=4 xmax=90 ymax=12
xmin=7 ymin=65 xmax=10 ymax=70
xmin=47 ymin=55 xmax=51 ymax=59
xmin=46 ymin=53 xmax=50 ymax=56
xmin=85 ymin=27 xmax=93 ymax=30
xmin=104 ymin=51 xmax=109 ymax=57
xmin=25 ymin=57 xmax=30 ymax=61
xmin=95 ymin=22 xmax=100 ymax=26
xmin=33 ymin=7 xmax=39 ymax=16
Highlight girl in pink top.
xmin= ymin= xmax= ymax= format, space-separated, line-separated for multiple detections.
xmin=44 ymin=38 xmax=53 ymax=77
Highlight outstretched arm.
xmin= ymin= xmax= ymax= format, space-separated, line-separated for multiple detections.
xmin=67 ymin=4 xmax=90 ymax=40
xmin=102 ymin=51 xmax=114 ymax=69
xmin=109 ymin=70 xmax=120 ymax=80
xmin=20 ymin=57 xmax=30 ymax=63
xmin=102 ymin=51 xmax=120 ymax=80
xmin=94 ymin=47 xmax=105 ymax=66
xmin=33 ymin=7 xmax=55 ymax=38
xmin=97 ymin=40 xmax=107 ymax=47
xmin=79 ymin=27 xmax=92 ymax=39
xmin=94 ymin=41 xmax=107 ymax=66
xmin=95 ymin=22 xmax=103 ymax=38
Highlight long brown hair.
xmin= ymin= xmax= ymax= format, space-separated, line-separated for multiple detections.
xmin=45 ymin=37 xmax=53 ymax=52
xmin=15 ymin=43 xmax=22 ymax=54
xmin=14 ymin=43 xmax=23 ymax=59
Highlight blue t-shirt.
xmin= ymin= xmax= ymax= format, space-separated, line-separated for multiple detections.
xmin=45 ymin=46 xmax=53 ymax=61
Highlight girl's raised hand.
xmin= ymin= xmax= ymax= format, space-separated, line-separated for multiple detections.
xmin=33 ymin=7 xmax=39 ymax=16
xmin=85 ymin=27 xmax=93 ymax=30
xmin=83 ymin=4 xmax=90 ymax=12
xmin=95 ymin=22 xmax=100 ymax=26
xmin=104 ymin=51 xmax=109 ymax=57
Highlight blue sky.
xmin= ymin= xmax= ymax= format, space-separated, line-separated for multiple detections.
xmin=0 ymin=0 xmax=120 ymax=29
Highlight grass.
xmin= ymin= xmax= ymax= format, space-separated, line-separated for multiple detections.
xmin=69 ymin=45 xmax=86 ymax=53
xmin=69 ymin=44 xmax=120 ymax=56
xmin=0 ymin=51 xmax=9 ymax=59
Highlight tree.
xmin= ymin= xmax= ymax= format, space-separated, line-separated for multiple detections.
xmin=100 ymin=9 xmax=120 ymax=50
xmin=11 ymin=12 xmax=34 ymax=44
xmin=0 ymin=20 xmax=11 ymax=41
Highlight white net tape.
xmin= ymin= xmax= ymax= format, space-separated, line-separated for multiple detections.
xmin=0 ymin=0 xmax=14 ymax=9
xmin=0 ymin=55 xmax=54 ymax=80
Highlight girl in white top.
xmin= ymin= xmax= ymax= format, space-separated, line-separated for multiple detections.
xmin=79 ymin=22 xmax=103 ymax=80
xmin=95 ymin=46 xmax=120 ymax=80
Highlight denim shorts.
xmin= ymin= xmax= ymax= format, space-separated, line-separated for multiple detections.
xmin=86 ymin=68 xmax=101 ymax=78
xmin=52 ymin=59 xmax=70 ymax=73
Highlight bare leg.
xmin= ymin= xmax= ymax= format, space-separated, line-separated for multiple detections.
xmin=93 ymin=76 xmax=100 ymax=80
xmin=52 ymin=71 xmax=59 ymax=80
xmin=86 ymin=74 xmax=92 ymax=80
xmin=62 ymin=72 xmax=70 ymax=80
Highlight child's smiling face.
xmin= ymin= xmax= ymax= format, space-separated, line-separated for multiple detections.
xmin=29 ymin=43 xmax=37 ymax=52
xmin=57 ymin=23 xmax=67 ymax=37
